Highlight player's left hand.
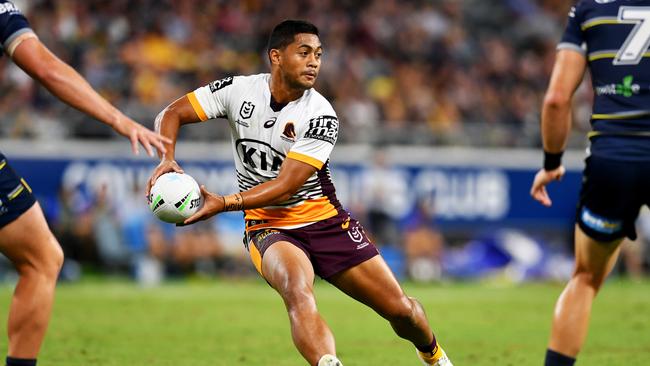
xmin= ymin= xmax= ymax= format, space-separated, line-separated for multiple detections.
xmin=181 ymin=185 xmax=225 ymax=226
xmin=111 ymin=115 xmax=172 ymax=157
xmin=530 ymin=166 xmax=565 ymax=207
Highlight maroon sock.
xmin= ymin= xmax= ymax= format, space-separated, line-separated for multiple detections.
xmin=416 ymin=333 xmax=438 ymax=354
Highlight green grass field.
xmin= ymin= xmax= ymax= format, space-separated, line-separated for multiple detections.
xmin=0 ymin=279 xmax=649 ymax=365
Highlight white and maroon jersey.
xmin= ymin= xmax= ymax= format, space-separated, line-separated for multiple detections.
xmin=187 ymin=73 xmax=342 ymax=229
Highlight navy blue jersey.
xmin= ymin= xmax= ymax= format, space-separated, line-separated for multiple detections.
xmin=561 ymin=0 xmax=650 ymax=160
xmin=0 ymin=1 xmax=31 ymax=56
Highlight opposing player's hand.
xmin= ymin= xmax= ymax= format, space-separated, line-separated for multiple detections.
xmin=146 ymin=159 xmax=184 ymax=197
xmin=530 ymin=166 xmax=566 ymax=207
xmin=111 ymin=115 xmax=172 ymax=157
xmin=181 ymin=185 xmax=225 ymax=226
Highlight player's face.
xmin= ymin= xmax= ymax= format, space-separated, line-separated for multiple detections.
xmin=280 ymin=33 xmax=322 ymax=89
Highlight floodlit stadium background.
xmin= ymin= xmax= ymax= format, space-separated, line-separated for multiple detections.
xmin=0 ymin=0 xmax=647 ymax=284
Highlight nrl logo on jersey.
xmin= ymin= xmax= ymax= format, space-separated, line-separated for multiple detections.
xmin=208 ymin=77 xmax=233 ymax=93
xmin=235 ymin=101 xmax=255 ymax=127
xmin=239 ymin=101 xmax=255 ymax=119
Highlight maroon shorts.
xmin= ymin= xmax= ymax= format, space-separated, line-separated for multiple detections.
xmin=246 ymin=212 xmax=379 ymax=279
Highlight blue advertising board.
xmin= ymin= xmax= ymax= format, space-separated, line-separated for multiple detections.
xmin=8 ymin=155 xmax=582 ymax=232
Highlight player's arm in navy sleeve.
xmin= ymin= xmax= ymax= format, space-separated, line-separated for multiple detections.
xmin=541 ymin=51 xmax=586 ymax=156
xmin=557 ymin=3 xmax=586 ymax=55
xmin=530 ymin=2 xmax=588 ymax=207
xmin=0 ymin=0 xmax=169 ymax=156
xmin=530 ymin=50 xmax=587 ymax=207
xmin=9 ymin=36 xmax=171 ymax=156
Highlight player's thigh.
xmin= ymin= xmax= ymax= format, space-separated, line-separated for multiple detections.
xmin=263 ymin=241 xmax=315 ymax=291
xmin=0 ymin=156 xmax=60 ymax=267
xmin=329 ymin=255 xmax=408 ymax=318
xmin=573 ymin=225 xmax=622 ymax=284
xmin=0 ymin=202 xmax=62 ymax=268
xmin=576 ymin=156 xmax=644 ymax=242
xmin=247 ymin=229 xmax=315 ymax=293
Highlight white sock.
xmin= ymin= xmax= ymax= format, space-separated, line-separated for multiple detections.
xmin=317 ymin=354 xmax=343 ymax=366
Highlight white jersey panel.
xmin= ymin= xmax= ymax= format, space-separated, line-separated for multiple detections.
xmin=188 ymin=73 xmax=341 ymax=227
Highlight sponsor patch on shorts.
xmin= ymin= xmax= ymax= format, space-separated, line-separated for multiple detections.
xmin=580 ymin=207 xmax=623 ymax=234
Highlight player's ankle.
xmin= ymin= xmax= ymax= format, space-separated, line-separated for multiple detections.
xmin=416 ymin=333 xmax=439 ymax=355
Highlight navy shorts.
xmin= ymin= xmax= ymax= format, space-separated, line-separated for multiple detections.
xmin=576 ymin=155 xmax=650 ymax=242
xmin=246 ymin=212 xmax=379 ymax=279
xmin=0 ymin=153 xmax=36 ymax=229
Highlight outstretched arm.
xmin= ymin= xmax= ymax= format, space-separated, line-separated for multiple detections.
xmin=183 ymin=158 xmax=317 ymax=225
xmin=531 ymin=49 xmax=586 ymax=207
xmin=9 ymin=35 xmax=171 ymax=156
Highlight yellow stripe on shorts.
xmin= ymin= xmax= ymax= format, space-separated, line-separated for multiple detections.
xmin=249 ymin=241 xmax=263 ymax=276
xmin=0 ymin=160 xmax=6 ymax=170
xmin=21 ymin=178 xmax=32 ymax=193
xmin=7 ymin=185 xmax=24 ymax=201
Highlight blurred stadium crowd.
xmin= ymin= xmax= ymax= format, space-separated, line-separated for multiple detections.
xmin=0 ymin=0 xmax=592 ymax=147
xmin=3 ymin=0 xmax=644 ymax=283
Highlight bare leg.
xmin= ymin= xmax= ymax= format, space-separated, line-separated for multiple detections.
xmin=0 ymin=203 xmax=64 ymax=358
xmin=329 ymin=255 xmax=434 ymax=347
xmin=548 ymin=225 xmax=622 ymax=357
xmin=262 ymin=241 xmax=336 ymax=366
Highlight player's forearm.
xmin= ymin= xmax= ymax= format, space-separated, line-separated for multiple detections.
xmin=11 ymin=38 xmax=125 ymax=127
xmin=155 ymin=107 xmax=181 ymax=161
xmin=223 ymin=158 xmax=316 ymax=211
xmin=35 ymin=56 xmax=124 ymax=128
xmin=235 ymin=179 xmax=298 ymax=210
xmin=541 ymin=93 xmax=572 ymax=153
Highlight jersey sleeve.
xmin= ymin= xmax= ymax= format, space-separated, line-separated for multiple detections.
xmin=557 ymin=1 xmax=586 ymax=55
xmin=0 ymin=1 xmax=35 ymax=56
xmin=186 ymin=76 xmax=235 ymax=121
xmin=287 ymin=114 xmax=339 ymax=170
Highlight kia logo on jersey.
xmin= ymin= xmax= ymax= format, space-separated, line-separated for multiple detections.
xmin=239 ymin=101 xmax=255 ymax=119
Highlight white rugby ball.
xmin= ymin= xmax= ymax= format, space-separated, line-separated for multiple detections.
xmin=149 ymin=172 xmax=203 ymax=224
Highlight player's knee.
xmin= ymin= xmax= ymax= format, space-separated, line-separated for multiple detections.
xmin=383 ymin=295 xmax=417 ymax=325
xmin=282 ymin=283 xmax=317 ymax=314
xmin=573 ymin=269 xmax=605 ymax=291
xmin=18 ymin=235 xmax=63 ymax=280
xmin=48 ymin=236 xmax=65 ymax=274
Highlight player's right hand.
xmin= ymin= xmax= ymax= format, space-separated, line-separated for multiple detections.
xmin=530 ymin=166 xmax=565 ymax=207
xmin=146 ymin=159 xmax=184 ymax=197
xmin=181 ymin=185 xmax=225 ymax=226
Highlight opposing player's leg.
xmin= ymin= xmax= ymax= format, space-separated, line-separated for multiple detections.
xmin=545 ymin=225 xmax=621 ymax=365
xmin=260 ymin=240 xmax=339 ymax=366
xmin=0 ymin=203 xmax=64 ymax=362
xmin=328 ymin=255 xmax=451 ymax=365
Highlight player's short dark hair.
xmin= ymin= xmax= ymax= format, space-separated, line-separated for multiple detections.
xmin=267 ymin=20 xmax=319 ymax=53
